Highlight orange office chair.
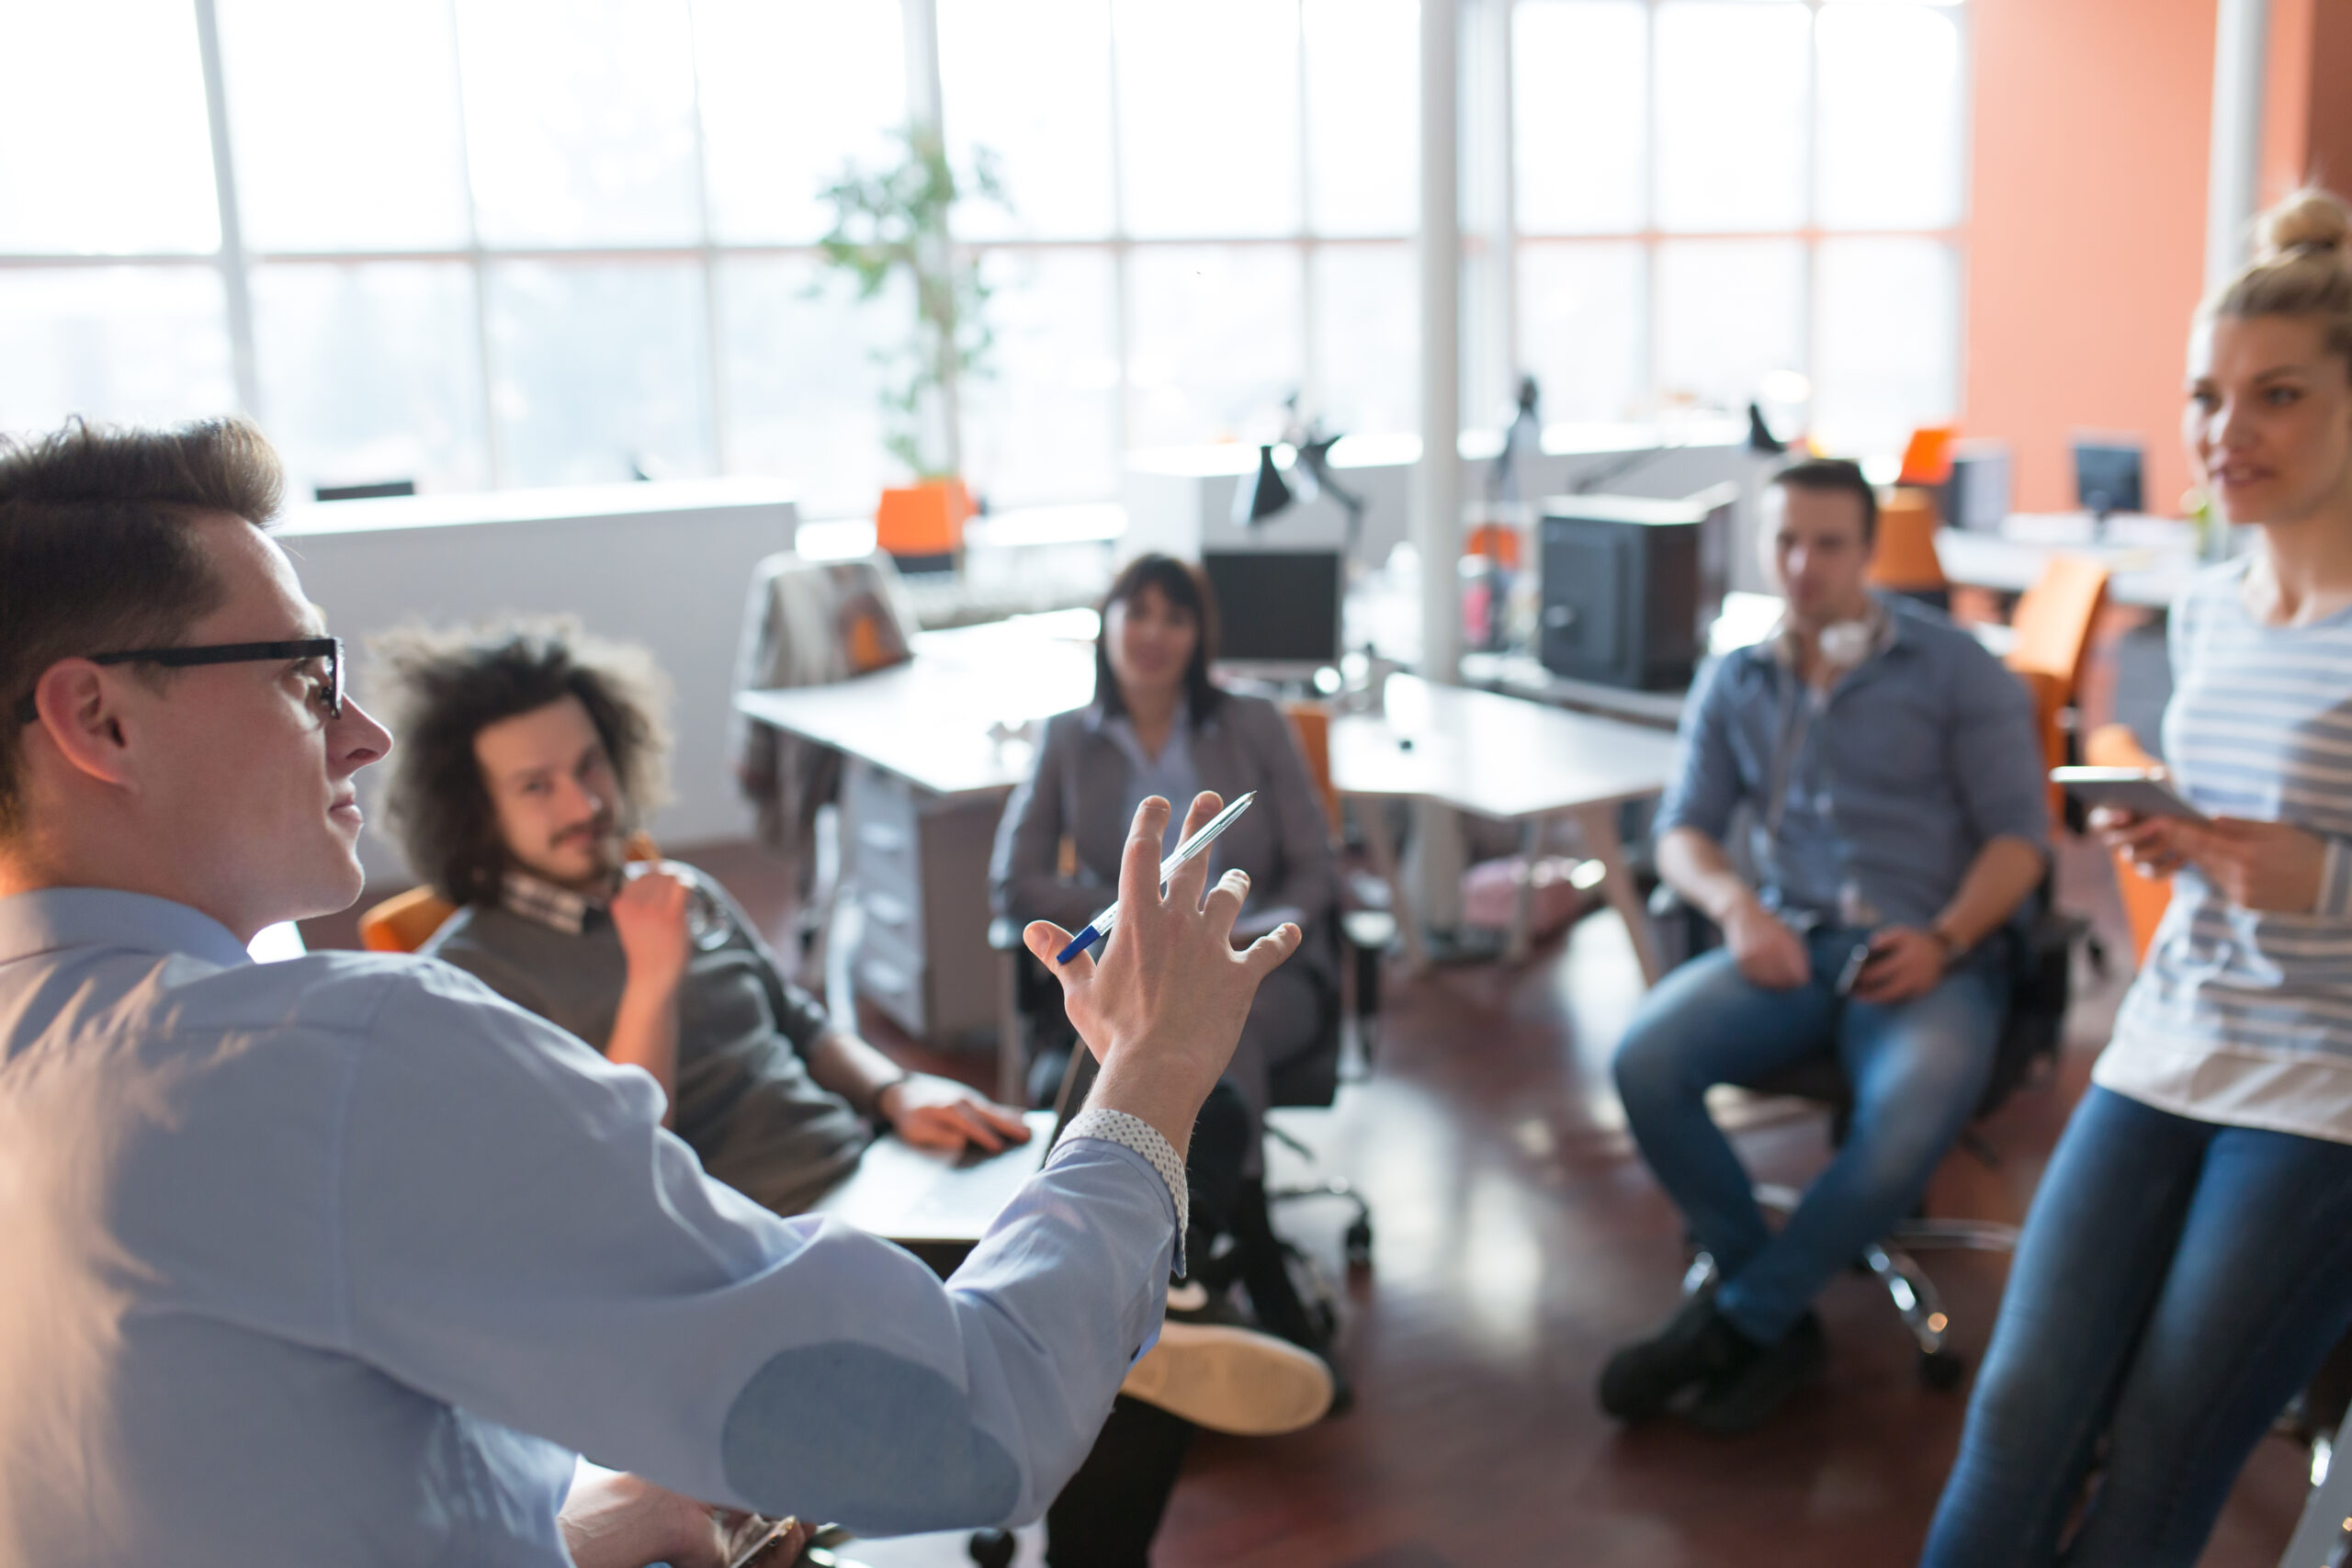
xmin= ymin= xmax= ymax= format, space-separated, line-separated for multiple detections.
xmin=1869 ymin=488 xmax=1948 ymax=596
xmin=2083 ymin=723 xmax=2175 ymax=966
xmin=1280 ymin=699 xmax=1345 ymax=841
xmin=2006 ymin=555 xmax=2111 ymax=821
xmin=356 ymin=834 xmax=662 ymax=954
xmin=357 ymin=886 xmax=458 ymax=953
xmin=1897 ymin=425 xmax=1957 ymax=488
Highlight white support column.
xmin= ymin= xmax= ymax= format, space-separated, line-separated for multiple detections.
xmin=2207 ymin=0 xmax=2272 ymax=294
xmin=192 ymin=0 xmax=260 ymax=421
xmin=900 ymin=0 xmax=961 ymax=477
xmin=1410 ymin=0 xmax=1468 ymax=935
xmin=1459 ymin=0 xmax=1518 ymax=436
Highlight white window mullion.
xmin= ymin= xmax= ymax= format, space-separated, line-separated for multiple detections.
xmin=191 ymin=0 xmax=260 ymax=421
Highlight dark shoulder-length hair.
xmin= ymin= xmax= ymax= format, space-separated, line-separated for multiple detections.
xmin=369 ymin=618 xmax=671 ymax=906
xmin=1095 ymin=553 xmax=1223 ymax=727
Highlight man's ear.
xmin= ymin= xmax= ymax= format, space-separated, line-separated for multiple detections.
xmin=28 ymin=661 xmax=139 ymax=789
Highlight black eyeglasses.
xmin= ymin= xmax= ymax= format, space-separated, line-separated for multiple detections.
xmin=11 ymin=637 xmax=344 ymax=727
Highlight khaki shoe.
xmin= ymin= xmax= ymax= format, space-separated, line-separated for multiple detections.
xmin=1119 ymin=1321 xmax=1336 ymax=1436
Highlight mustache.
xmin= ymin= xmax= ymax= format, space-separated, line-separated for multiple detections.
xmin=550 ymin=815 xmax=619 ymax=850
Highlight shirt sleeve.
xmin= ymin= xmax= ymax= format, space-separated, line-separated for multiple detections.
xmin=1943 ymin=638 xmax=2051 ymax=852
xmin=1652 ymin=655 xmax=1746 ymax=843
xmin=334 ymin=963 xmax=1175 ymax=1535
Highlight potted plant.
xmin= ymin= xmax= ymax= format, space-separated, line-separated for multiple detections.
xmin=815 ymin=125 xmax=1005 ymax=571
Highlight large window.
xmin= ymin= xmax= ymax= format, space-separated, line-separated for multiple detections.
xmin=1512 ymin=0 xmax=1967 ymax=459
xmin=0 ymin=0 xmax=1963 ymax=512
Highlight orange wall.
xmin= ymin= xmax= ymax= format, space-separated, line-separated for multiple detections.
xmin=1962 ymin=0 xmax=2216 ymax=514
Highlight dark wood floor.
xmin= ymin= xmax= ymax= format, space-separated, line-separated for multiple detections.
xmin=308 ymin=839 xmax=2313 ymax=1567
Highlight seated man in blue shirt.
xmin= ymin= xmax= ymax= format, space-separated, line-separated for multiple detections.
xmin=1600 ymin=458 xmax=2049 ymax=1435
xmin=0 ymin=415 xmax=1305 ymax=1568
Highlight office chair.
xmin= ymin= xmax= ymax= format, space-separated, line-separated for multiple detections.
xmin=1646 ymin=885 xmax=2079 ymax=1387
xmin=990 ymin=910 xmax=1375 ymax=1267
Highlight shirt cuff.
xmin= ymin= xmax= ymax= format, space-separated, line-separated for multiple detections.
xmin=2318 ymin=835 xmax=2352 ymax=919
xmin=1058 ymin=1109 xmax=1188 ymax=1275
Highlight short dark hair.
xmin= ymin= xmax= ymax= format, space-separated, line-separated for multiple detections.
xmin=0 ymin=416 xmax=285 ymax=840
xmin=1095 ymin=553 xmax=1223 ymax=727
xmin=1770 ymin=457 xmax=1879 ymax=547
xmin=370 ymin=620 xmax=671 ymax=906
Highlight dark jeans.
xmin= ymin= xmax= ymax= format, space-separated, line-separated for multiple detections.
xmin=1922 ymin=1085 xmax=2352 ymax=1567
xmin=1612 ymin=927 xmax=2007 ymax=1342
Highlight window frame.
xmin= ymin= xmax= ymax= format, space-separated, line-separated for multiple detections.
xmin=0 ymin=0 xmax=1967 ymax=507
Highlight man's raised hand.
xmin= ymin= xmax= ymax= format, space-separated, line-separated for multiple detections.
xmin=1023 ymin=792 xmax=1301 ymax=1156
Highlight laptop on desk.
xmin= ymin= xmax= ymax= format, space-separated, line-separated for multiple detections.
xmin=807 ymin=1109 xmax=1061 ymax=1249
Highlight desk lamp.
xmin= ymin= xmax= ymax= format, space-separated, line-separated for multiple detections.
xmin=1232 ymin=438 xmax=1369 ymax=558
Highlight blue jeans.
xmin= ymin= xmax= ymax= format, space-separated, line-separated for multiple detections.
xmin=1922 ymin=1085 xmax=2352 ymax=1567
xmin=1612 ymin=927 xmax=2007 ymax=1343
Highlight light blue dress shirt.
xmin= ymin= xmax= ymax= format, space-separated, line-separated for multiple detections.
xmin=1653 ymin=593 xmax=2048 ymax=932
xmin=0 ymin=888 xmax=1175 ymax=1566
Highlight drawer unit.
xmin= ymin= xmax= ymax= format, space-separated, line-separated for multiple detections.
xmin=841 ymin=758 xmax=1005 ymax=1047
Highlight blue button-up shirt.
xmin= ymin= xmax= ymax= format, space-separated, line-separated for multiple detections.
xmin=0 ymin=888 xmax=1175 ymax=1566
xmin=1654 ymin=595 xmax=2048 ymax=931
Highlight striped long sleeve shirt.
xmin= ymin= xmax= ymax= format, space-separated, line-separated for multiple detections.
xmin=2095 ymin=558 xmax=2352 ymax=1143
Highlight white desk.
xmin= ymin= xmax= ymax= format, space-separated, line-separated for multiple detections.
xmin=1934 ymin=513 xmax=2222 ymax=608
xmin=731 ymin=617 xmax=1098 ymax=800
xmin=738 ymin=624 xmax=1686 ymax=1068
xmin=1333 ymin=674 xmax=1681 ymax=981
xmin=735 ymin=616 xmax=1099 ymax=1089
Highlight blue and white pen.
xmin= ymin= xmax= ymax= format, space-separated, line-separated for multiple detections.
xmin=1056 ymin=792 xmax=1259 ymax=964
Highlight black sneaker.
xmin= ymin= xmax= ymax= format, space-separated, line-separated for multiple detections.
xmin=1597 ymin=1289 xmax=1747 ymax=1423
xmin=1687 ymin=1312 xmax=1827 ymax=1435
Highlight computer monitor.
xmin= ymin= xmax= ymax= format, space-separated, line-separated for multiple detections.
xmin=1201 ymin=549 xmax=1343 ymax=668
xmin=1941 ymin=442 xmax=2013 ymax=531
xmin=2073 ymin=438 xmax=2143 ymax=519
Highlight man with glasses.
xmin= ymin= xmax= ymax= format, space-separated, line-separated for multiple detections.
xmin=0 ymin=416 xmax=1304 ymax=1567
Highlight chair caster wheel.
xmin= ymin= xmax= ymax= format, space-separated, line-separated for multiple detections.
xmin=1343 ymin=1218 xmax=1374 ymax=1268
xmin=967 ymin=1528 xmax=1015 ymax=1567
xmin=1919 ymin=1348 xmax=1967 ymax=1390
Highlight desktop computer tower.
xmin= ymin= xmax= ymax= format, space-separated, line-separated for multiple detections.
xmin=1537 ymin=493 xmax=1724 ymax=690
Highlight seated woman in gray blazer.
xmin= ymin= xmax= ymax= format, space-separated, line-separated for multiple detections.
xmin=991 ymin=552 xmax=1339 ymax=1146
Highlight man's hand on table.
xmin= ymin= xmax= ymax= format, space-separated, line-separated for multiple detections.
xmin=879 ymin=1073 xmax=1032 ymax=1155
xmin=1023 ymin=792 xmax=1302 ymax=1157
xmin=560 ymin=1464 xmax=810 ymax=1568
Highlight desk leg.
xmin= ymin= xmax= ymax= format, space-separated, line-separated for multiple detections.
xmin=1506 ymin=817 xmax=1541 ymax=965
xmin=1354 ymin=796 xmax=1426 ymax=973
xmin=1576 ymin=803 xmax=1663 ymax=987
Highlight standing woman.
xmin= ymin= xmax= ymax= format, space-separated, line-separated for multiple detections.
xmin=991 ymin=553 xmax=1340 ymax=1136
xmin=1924 ymin=188 xmax=2352 ymax=1565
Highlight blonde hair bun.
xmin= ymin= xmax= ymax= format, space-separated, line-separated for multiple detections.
xmin=2257 ymin=187 xmax=2352 ymax=260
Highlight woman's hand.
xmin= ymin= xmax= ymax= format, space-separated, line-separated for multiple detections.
xmin=2094 ymin=806 xmax=2325 ymax=912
